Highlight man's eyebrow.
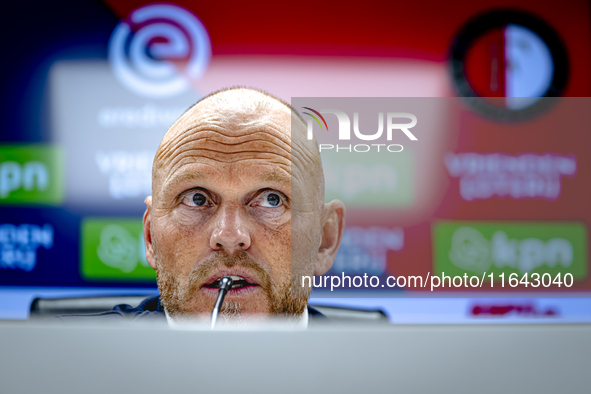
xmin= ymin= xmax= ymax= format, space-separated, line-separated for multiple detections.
xmin=159 ymin=170 xmax=290 ymax=198
xmin=161 ymin=171 xmax=207 ymax=194
xmin=261 ymin=172 xmax=291 ymax=187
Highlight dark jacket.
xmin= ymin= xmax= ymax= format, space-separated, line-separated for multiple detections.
xmin=52 ymin=295 xmax=327 ymax=324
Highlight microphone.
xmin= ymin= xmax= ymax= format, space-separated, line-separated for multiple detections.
xmin=211 ymin=276 xmax=233 ymax=329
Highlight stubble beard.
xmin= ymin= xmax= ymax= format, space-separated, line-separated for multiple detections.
xmin=156 ymin=250 xmax=308 ymax=321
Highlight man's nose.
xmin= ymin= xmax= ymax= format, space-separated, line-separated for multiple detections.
xmin=210 ymin=204 xmax=252 ymax=252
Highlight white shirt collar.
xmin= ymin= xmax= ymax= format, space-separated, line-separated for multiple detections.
xmin=165 ymin=307 xmax=309 ymax=329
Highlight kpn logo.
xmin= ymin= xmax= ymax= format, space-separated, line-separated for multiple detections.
xmin=81 ymin=218 xmax=154 ymax=281
xmin=0 ymin=145 xmax=63 ymax=204
xmin=302 ymin=107 xmax=416 ymax=207
xmin=322 ymin=147 xmax=414 ymax=207
xmin=433 ymin=221 xmax=588 ymax=279
xmin=302 ymin=107 xmax=417 ymax=153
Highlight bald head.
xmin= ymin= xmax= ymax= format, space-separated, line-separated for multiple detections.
xmin=152 ymin=87 xmax=323 ymax=207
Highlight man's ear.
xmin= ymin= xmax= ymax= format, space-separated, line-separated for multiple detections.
xmin=315 ymin=200 xmax=345 ymax=275
xmin=143 ymin=196 xmax=157 ymax=270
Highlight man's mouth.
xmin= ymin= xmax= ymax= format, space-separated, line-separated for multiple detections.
xmin=204 ymin=276 xmax=259 ymax=290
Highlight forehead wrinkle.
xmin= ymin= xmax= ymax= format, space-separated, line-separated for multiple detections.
xmin=292 ymin=145 xmax=322 ymax=174
xmin=288 ymin=122 xmax=325 ymax=206
xmin=155 ymin=121 xmax=293 ymax=188
xmin=289 ymin=118 xmax=321 ymax=170
xmin=156 ymin=122 xmax=291 ymax=167
xmin=163 ymin=134 xmax=291 ymax=177
xmin=172 ymin=127 xmax=290 ymax=157
xmin=169 ymin=150 xmax=291 ymax=172
xmin=153 ymin=91 xmax=318 ymax=202
xmin=158 ymin=156 xmax=292 ymax=203
xmin=155 ymin=94 xmax=294 ymax=169
xmin=158 ymin=135 xmax=290 ymax=173
xmin=160 ymin=151 xmax=291 ymax=195
xmin=290 ymin=145 xmax=321 ymax=188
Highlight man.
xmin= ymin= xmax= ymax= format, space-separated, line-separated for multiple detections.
xmin=55 ymin=87 xmax=345 ymax=326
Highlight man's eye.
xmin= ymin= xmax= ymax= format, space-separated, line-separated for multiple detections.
xmin=182 ymin=192 xmax=210 ymax=207
xmin=257 ymin=192 xmax=283 ymax=208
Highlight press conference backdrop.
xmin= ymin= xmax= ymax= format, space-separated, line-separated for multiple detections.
xmin=1 ymin=0 xmax=591 ymax=322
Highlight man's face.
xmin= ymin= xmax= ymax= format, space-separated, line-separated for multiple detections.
xmin=144 ymin=93 xmax=325 ymax=320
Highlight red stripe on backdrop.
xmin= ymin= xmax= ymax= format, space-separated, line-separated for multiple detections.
xmin=100 ymin=0 xmax=591 ymax=95
xmin=463 ymin=27 xmax=507 ymax=98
